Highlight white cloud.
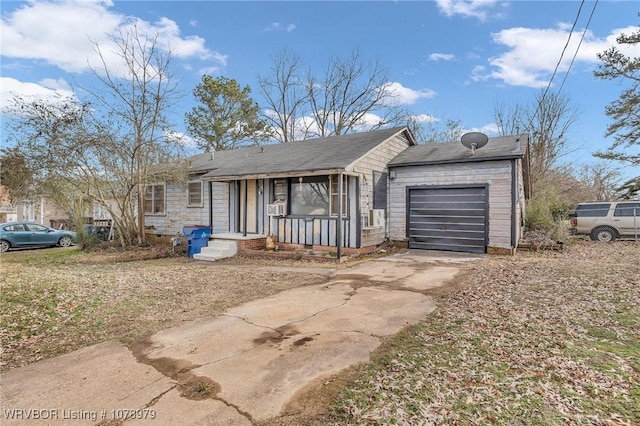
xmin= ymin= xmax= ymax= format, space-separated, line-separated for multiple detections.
xmin=435 ymin=0 xmax=503 ymax=21
xmin=265 ymin=22 xmax=296 ymax=32
xmin=410 ymin=114 xmax=439 ymax=124
xmin=463 ymin=123 xmax=501 ymax=136
xmin=197 ymin=66 xmax=222 ymax=76
xmin=428 ymin=53 xmax=455 ymax=61
xmin=0 ymin=77 xmax=76 ymax=112
xmin=164 ymin=130 xmax=197 ymax=148
xmin=383 ymin=82 xmax=437 ymax=105
xmin=0 ymin=0 xmax=225 ymax=76
xmin=475 ymin=25 xmax=637 ymax=88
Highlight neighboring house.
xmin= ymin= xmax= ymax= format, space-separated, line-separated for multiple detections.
xmin=145 ymin=127 xmax=530 ymax=257
xmin=0 ymin=189 xmax=111 ymax=229
xmin=0 ymin=187 xmax=18 ymax=223
xmin=12 ymin=198 xmax=68 ymax=227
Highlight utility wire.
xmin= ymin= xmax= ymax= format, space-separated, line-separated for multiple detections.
xmin=527 ymin=0 xmax=586 ymax=131
xmin=558 ymin=0 xmax=599 ymax=94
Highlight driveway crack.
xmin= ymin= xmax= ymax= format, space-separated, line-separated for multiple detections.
xmin=223 ymin=291 xmax=357 ymax=333
xmin=144 ymin=385 xmax=177 ymax=407
xmin=213 ymin=395 xmax=256 ymax=424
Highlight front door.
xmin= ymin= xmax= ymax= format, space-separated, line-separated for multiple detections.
xmin=239 ymin=179 xmax=258 ymax=234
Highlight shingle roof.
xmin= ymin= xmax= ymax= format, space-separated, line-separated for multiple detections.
xmin=388 ymin=134 xmax=528 ymax=167
xmin=192 ymin=127 xmax=414 ymax=180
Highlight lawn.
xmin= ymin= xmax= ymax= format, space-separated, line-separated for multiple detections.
xmin=1 ymin=241 xmax=638 ymax=425
xmin=323 ymin=241 xmax=639 ymax=425
xmin=0 ymin=247 xmax=331 ymax=371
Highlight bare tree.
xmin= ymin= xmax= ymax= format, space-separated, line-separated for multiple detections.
xmin=305 ymin=50 xmax=405 ymax=138
xmin=577 ymin=162 xmax=621 ymax=201
xmin=258 ymin=49 xmax=408 ymax=142
xmin=86 ymin=24 xmax=183 ymax=244
xmin=258 ymin=50 xmax=308 ymax=143
xmin=412 ymin=118 xmax=465 ymax=144
xmin=7 ymin=25 xmax=184 ymax=246
xmin=495 ymin=90 xmax=579 ymax=194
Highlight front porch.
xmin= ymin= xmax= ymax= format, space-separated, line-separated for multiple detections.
xmin=191 ymin=233 xmax=266 ymax=262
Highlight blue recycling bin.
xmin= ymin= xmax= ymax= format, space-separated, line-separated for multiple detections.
xmin=183 ymin=225 xmax=212 ymax=258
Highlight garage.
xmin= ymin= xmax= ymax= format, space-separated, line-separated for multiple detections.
xmin=407 ymin=185 xmax=488 ymax=253
xmin=388 ymin=134 xmax=530 ymax=254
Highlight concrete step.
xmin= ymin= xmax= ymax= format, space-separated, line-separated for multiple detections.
xmin=193 ymin=240 xmax=237 ymax=262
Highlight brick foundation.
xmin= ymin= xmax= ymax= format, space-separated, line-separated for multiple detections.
xmin=235 ymin=238 xmax=267 ymax=251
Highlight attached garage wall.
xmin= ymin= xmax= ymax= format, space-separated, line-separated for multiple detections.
xmin=389 ymin=160 xmax=514 ymax=250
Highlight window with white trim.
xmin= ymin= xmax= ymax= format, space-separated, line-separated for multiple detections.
xmin=187 ymin=180 xmax=203 ymax=207
xmin=144 ymin=184 xmax=165 ymax=215
xmin=23 ymin=201 xmax=35 ymax=221
xmin=330 ymin=175 xmax=347 ymax=216
xmin=288 ymin=175 xmax=347 ymax=217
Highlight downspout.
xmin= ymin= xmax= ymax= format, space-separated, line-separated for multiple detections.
xmin=336 ymin=173 xmax=343 ymax=261
xmin=40 ymin=197 xmax=44 ymax=224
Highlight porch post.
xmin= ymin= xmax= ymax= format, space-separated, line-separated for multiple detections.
xmin=336 ymin=173 xmax=343 ymax=261
xmin=243 ymin=180 xmax=248 ymax=237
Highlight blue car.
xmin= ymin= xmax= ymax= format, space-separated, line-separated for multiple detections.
xmin=0 ymin=222 xmax=76 ymax=253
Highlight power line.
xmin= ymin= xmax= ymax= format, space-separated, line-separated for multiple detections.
xmin=558 ymin=0 xmax=599 ymax=94
xmin=526 ymin=0 xmax=587 ymax=131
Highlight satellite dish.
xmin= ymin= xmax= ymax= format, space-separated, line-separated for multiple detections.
xmin=461 ymin=132 xmax=489 ymax=155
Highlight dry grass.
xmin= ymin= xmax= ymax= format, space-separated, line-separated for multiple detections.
xmin=326 ymin=241 xmax=639 ymax=425
xmin=0 ymin=247 xmax=331 ymax=371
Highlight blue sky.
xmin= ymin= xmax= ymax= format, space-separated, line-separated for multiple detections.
xmin=1 ymin=0 xmax=638 ymax=177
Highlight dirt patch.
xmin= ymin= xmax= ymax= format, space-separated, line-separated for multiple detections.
xmin=128 ymin=337 xmax=222 ymax=401
xmin=259 ymin=365 xmax=363 ymax=426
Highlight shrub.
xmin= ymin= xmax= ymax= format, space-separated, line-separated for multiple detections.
xmin=73 ymin=225 xmax=100 ymax=251
xmin=525 ymin=198 xmax=570 ymax=241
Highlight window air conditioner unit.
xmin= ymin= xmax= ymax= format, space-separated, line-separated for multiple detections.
xmin=368 ymin=209 xmax=385 ymax=228
xmin=267 ymin=203 xmax=286 ymax=217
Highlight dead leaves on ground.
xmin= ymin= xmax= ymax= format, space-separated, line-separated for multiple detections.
xmin=333 ymin=242 xmax=639 ymax=425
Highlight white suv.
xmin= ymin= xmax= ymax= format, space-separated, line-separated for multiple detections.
xmin=570 ymin=201 xmax=640 ymax=241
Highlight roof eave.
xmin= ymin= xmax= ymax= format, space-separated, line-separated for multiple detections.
xmin=202 ymin=168 xmax=358 ymax=182
xmin=389 ymin=153 xmax=526 ymax=168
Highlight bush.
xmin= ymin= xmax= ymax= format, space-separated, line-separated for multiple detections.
xmin=525 ymin=198 xmax=571 ymax=241
xmin=73 ymin=226 xmax=100 ymax=251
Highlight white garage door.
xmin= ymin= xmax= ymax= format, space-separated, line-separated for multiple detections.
xmin=407 ymin=185 xmax=488 ymax=253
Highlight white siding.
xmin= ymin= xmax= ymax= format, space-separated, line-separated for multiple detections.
xmin=145 ymin=181 xmax=229 ymax=235
xmin=390 ymin=160 xmax=515 ymax=249
xmin=211 ymin=182 xmax=230 ymax=233
xmin=351 ymin=134 xmax=413 ymax=247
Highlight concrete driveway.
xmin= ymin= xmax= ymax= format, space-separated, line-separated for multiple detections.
xmin=1 ymin=250 xmax=481 ymax=425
